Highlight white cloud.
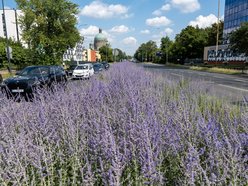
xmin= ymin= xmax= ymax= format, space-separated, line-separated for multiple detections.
xmin=110 ymin=25 xmax=129 ymax=33
xmin=79 ymin=25 xmax=100 ymax=36
xmin=80 ymin=1 xmax=128 ymax=19
xmin=189 ymin=14 xmax=218 ymax=28
xmin=171 ymin=0 xmax=200 ymax=13
xmin=79 ymin=25 xmax=114 ymax=47
xmin=122 ymin=37 xmax=137 ymax=45
xmin=146 ymin=16 xmax=171 ymax=27
xmin=164 ymin=28 xmax=174 ymax=36
xmin=161 ymin=4 xmax=171 ymax=11
xmin=152 ymin=10 xmax=162 ymax=16
xmin=152 ymin=28 xmax=173 ymax=39
xmin=152 ymin=4 xmax=171 ymax=16
xmin=140 ymin=29 xmax=150 ymax=34
xmin=121 ymin=13 xmax=134 ymax=19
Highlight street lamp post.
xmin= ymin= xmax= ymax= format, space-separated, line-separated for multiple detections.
xmin=2 ymin=0 xmax=11 ymax=73
xmin=13 ymin=8 xmax=20 ymax=42
xmin=215 ymin=0 xmax=220 ymax=66
xmin=166 ymin=38 xmax=168 ymax=64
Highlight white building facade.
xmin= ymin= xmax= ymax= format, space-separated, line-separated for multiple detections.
xmin=0 ymin=9 xmax=22 ymax=42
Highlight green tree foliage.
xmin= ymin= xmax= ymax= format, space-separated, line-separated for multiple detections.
xmin=229 ymin=22 xmax=248 ymax=55
xmin=0 ymin=37 xmax=31 ymax=69
xmin=160 ymin=36 xmax=173 ymax=64
xmin=113 ymin=48 xmax=127 ymax=62
xmin=99 ymin=45 xmax=113 ymax=62
xmin=172 ymin=26 xmax=208 ymax=63
xmin=134 ymin=41 xmax=158 ymax=62
xmin=16 ymin=0 xmax=81 ymax=65
xmin=205 ymin=21 xmax=224 ymax=46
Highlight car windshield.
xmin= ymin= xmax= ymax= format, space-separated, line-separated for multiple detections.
xmin=76 ymin=65 xmax=88 ymax=70
xmin=94 ymin=64 xmax=103 ymax=68
xmin=68 ymin=65 xmax=77 ymax=70
xmin=18 ymin=66 xmax=49 ymax=76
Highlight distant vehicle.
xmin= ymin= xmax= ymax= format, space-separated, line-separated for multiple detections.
xmin=72 ymin=63 xmax=94 ymax=79
xmin=65 ymin=61 xmax=95 ymax=76
xmin=93 ymin=63 xmax=104 ymax=73
xmin=65 ymin=64 xmax=77 ymax=76
xmin=1 ymin=65 xmax=67 ymax=100
xmin=100 ymin=61 xmax=110 ymax=70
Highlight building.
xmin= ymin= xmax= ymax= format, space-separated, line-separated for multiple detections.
xmin=63 ymin=41 xmax=84 ymax=62
xmin=63 ymin=28 xmax=106 ymax=63
xmin=0 ymin=9 xmax=21 ymax=42
xmin=204 ymin=0 xmax=248 ymax=65
xmin=203 ymin=44 xmax=246 ymax=65
xmin=82 ymin=49 xmax=101 ymax=62
xmin=94 ymin=28 xmax=108 ymax=50
xmin=223 ymin=0 xmax=248 ymax=37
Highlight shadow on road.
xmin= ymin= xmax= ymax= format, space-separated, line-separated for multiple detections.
xmin=142 ymin=64 xmax=189 ymax=70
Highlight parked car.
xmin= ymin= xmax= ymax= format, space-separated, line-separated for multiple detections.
xmin=101 ymin=61 xmax=110 ymax=70
xmin=72 ymin=63 xmax=94 ymax=79
xmin=65 ymin=64 xmax=77 ymax=77
xmin=1 ymin=65 xmax=67 ymax=100
xmin=93 ymin=63 xmax=104 ymax=74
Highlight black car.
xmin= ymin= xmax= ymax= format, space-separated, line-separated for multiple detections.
xmin=101 ymin=61 xmax=110 ymax=70
xmin=93 ymin=63 xmax=104 ymax=73
xmin=1 ymin=65 xmax=67 ymax=99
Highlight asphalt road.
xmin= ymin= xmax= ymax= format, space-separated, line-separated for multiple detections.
xmin=139 ymin=63 xmax=248 ymax=105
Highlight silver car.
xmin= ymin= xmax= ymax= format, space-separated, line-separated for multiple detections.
xmin=72 ymin=63 xmax=94 ymax=79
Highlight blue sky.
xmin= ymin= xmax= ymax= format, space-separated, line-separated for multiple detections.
xmin=4 ymin=0 xmax=225 ymax=55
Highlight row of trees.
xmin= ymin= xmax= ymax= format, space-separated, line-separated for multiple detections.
xmin=99 ymin=45 xmax=129 ymax=62
xmin=135 ymin=21 xmax=248 ymax=64
xmin=0 ymin=0 xmax=81 ymax=69
xmin=135 ymin=22 xmax=224 ymax=64
xmin=229 ymin=22 xmax=248 ymax=56
xmin=0 ymin=0 xmax=131 ymax=70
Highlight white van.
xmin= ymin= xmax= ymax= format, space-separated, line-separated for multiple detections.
xmin=72 ymin=63 xmax=94 ymax=79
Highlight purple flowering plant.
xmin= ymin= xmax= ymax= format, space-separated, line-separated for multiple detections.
xmin=0 ymin=62 xmax=247 ymax=185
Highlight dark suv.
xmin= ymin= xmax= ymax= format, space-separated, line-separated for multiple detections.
xmin=101 ymin=61 xmax=110 ymax=70
xmin=1 ymin=65 xmax=67 ymax=99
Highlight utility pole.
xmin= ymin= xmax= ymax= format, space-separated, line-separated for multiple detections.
xmin=215 ymin=0 xmax=220 ymax=66
xmin=166 ymin=37 xmax=168 ymax=64
xmin=14 ymin=8 xmax=20 ymax=43
xmin=2 ymin=0 xmax=11 ymax=73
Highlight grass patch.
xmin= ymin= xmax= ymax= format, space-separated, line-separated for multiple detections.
xmin=190 ymin=66 xmax=242 ymax=74
xmin=0 ymin=70 xmax=16 ymax=79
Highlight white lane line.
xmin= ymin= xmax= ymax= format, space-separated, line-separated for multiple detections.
xmin=218 ymin=84 xmax=248 ymax=92
xmin=202 ymin=74 xmax=247 ymax=82
xmin=234 ymin=79 xmax=247 ymax=83
xmin=170 ymin=73 xmax=183 ymax=77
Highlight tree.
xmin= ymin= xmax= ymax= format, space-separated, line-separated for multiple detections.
xmin=99 ymin=45 xmax=113 ymax=62
xmin=172 ymin=26 xmax=208 ymax=63
xmin=112 ymin=48 xmax=127 ymax=62
xmin=160 ymin=36 xmax=173 ymax=64
xmin=205 ymin=21 xmax=224 ymax=46
xmin=229 ymin=22 xmax=248 ymax=55
xmin=16 ymin=0 xmax=81 ymax=65
xmin=134 ymin=41 xmax=158 ymax=62
xmin=0 ymin=37 xmax=31 ymax=69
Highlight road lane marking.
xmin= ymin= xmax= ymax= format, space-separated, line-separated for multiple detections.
xmin=234 ymin=79 xmax=247 ymax=83
xmin=170 ymin=73 xmax=183 ymax=77
xmin=218 ymin=84 xmax=248 ymax=92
